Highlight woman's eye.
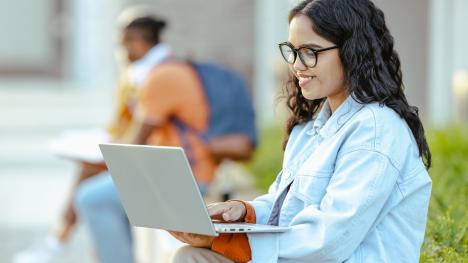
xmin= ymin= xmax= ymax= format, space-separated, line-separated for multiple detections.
xmin=303 ymin=49 xmax=315 ymax=57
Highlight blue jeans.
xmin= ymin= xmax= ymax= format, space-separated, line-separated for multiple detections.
xmin=75 ymin=172 xmax=208 ymax=263
xmin=75 ymin=172 xmax=133 ymax=263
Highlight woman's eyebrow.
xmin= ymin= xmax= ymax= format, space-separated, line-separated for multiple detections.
xmin=287 ymin=41 xmax=324 ymax=49
xmin=299 ymin=43 xmax=323 ymax=49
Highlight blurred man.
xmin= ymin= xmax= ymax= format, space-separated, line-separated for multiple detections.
xmin=74 ymin=13 xmax=255 ymax=263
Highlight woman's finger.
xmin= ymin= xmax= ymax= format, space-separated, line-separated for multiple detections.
xmin=207 ymin=201 xmax=246 ymax=222
xmin=208 ymin=203 xmax=229 ymax=219
xmin=222 ymin=205 xmax=242 ymax=221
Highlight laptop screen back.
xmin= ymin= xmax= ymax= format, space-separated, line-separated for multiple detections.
xmin=99 ymin=144 xmax=218 ymax=236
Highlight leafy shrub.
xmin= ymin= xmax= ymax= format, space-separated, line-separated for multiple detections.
xmin=420 ymin=127 xmax=468 ymax=261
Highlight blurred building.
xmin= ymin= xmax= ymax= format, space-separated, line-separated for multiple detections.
xmin=374 ymin=0 xmax=468 ymax=125
xmin=0 ymin=0 xmax=467 ymax=125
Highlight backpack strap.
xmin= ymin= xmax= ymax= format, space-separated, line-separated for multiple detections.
xmin=171 ymin=117 xmax=199 ymax=167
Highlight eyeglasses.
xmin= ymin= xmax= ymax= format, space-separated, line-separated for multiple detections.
xmin=278 ymin=42 xmax=338 ymax=68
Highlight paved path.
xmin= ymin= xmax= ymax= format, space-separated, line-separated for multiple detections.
xmin=0 ymin=79 xmax=113 ymax=263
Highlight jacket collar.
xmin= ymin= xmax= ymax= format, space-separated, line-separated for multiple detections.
xmin=312 ymin=95 xmax=364 ymax=139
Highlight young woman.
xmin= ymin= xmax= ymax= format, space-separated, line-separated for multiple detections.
xmin=169 ymin=0 xmax=432 ymax=262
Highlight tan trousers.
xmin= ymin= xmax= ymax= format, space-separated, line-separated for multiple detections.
xmin=172 ymin=246 xmax=234 ymax=263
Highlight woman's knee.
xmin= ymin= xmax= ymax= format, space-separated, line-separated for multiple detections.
xmin=172 ymin=246 xmax=232 ymax=263
xmin=172 ymin=246 xmax=201 ymax=263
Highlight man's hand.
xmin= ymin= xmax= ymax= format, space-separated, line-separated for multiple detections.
xmin=81 ymin=161 xmax=107 ymax=175
xmin=208 ymin=134 xmax=254 ymax=161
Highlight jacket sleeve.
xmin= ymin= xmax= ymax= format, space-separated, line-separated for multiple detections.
xmin=247 ymin=149 xmax=400 ymax=262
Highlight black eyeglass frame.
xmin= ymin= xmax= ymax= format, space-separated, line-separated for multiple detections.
xmin=278 ymin=42 xmax=339 ymax=68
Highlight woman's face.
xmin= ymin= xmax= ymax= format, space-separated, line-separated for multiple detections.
xmin=288 ymin=14 xmax=347 ymax=112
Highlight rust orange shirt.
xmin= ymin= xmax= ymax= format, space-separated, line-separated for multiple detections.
xmin=136 ymin=61 xmax=218 ymax=184
xmin=211 ymin=201 xmax=255 ymax=262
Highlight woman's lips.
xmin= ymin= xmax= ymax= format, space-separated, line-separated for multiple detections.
xmin=298 ymin=76 xmax=315 ymax=87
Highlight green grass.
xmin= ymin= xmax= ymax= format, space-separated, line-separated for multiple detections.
xmin=243 ymin=125 xmax=468 ymax=262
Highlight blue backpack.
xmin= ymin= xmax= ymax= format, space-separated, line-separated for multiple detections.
xmin=173 ymin=61 xmax=258 ymax=163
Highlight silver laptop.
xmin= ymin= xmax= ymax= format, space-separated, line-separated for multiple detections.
xmin=99 ymin=143 xmax=290 ymax=236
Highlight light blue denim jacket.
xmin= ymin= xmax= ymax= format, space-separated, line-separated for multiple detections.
xmin=247 ymin=95 xmax=432 ymax=262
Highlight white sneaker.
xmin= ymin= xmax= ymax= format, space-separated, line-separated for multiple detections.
xmin=12 ymin=235 xmax=65 ymax=263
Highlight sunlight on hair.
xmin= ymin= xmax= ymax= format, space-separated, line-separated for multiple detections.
xmin=452 ymin=70 xmax=468 ymax=122
xmin=117 ymin=5 xmax=160 ymax=30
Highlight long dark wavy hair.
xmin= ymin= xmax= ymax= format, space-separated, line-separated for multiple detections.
xmin=283 ymin=0 xmax=431 ymax=168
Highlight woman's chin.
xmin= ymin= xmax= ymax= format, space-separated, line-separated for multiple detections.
xmin=301 ymin=89 xmax=320 ymax=100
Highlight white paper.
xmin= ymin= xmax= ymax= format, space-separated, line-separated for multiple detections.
xmin=48 ymin=128 xmax=110 ymax=163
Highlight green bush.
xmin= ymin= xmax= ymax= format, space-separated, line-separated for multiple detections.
xmin=244 ymin=125 xmax=284 ymax=191
xmin=244 ymin=125 xmax=468 ymax=262
xmin=421 ymin=127 xmax=468 ymax=262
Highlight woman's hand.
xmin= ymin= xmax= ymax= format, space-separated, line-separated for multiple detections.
xmin=167 ymin=201 xmax=247 ymax=248
xmin=168 ymin=231 xmax=215 ymax=248
xmin=207 ymin=200 xmax=247 ymax=222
